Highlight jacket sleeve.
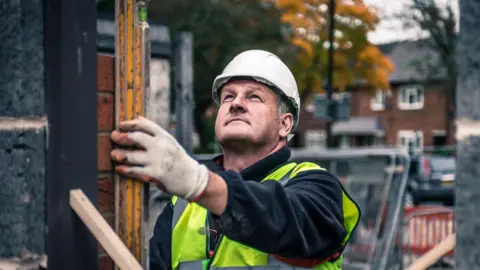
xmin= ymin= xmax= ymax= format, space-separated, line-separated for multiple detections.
xmin=211 ymin=170 xmax=348 ymax=259
xmin=150 ymin=202 xmax=173 ymax=270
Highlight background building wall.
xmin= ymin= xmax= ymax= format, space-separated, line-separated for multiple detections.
xmin=351 ymin=83 xmax=450 ymax=146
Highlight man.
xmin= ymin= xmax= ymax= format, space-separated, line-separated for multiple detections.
xmin=111 ymin=50 xmax=361 ymax=270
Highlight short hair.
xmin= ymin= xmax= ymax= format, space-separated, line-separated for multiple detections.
xmin=277 ymin=95 xmax=292 ymax=116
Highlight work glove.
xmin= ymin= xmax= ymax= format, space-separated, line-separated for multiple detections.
xmin=110 ymin=116 xmax=209 ymax=201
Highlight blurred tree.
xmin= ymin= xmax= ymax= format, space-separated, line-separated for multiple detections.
xmin=270 ymin=0 xmax=394 ymax=98
xmin=396 ymin=0 xmax=457 ymax=143
xmin=98 ymin=0 xmax=299 ymax=153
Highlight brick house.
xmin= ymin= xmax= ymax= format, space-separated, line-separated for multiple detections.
xmin=292 ymin=39 xmax=455 ymax=151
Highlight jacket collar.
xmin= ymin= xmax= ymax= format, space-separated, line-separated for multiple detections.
xmin=202 ymin=147 xmax=292 ymax=182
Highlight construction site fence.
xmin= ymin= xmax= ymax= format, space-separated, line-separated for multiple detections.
xmin=398 ymin=206 xmax=455 ymax=269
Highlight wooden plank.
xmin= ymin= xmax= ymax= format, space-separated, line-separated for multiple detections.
xmin=115 ymin=0 xmax=150 ymax=267
xmin=407 ymin=233 xmax=456 ymax=270
xmin=70 ymin=189 xmax=143 ymax=270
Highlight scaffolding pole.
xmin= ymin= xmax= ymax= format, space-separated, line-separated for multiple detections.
xmin=115 ymin=0 xmax=151 ymax=267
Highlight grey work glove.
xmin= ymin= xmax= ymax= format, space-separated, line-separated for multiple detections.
xmin=111 ymin=116 xmax=209 ymax=201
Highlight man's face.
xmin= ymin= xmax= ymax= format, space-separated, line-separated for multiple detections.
xmin=214 ymin=80 xmax=292 ymax=148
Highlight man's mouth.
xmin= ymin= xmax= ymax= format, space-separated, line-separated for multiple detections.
xmin=227 ymin=118 xmax=248 ymax=125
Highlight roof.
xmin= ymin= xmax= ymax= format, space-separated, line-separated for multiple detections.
xmin=332 ymin=117 xmax=384 ymax=135
xmin=377 ymin=39 xmax=447 ymax=83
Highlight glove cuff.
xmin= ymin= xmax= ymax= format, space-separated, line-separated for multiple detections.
xmin=184 ymin=164 xmax=209 ymax=201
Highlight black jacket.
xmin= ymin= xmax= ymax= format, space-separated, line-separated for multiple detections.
xmin=150 ymin=147 xmax=353 ymax=270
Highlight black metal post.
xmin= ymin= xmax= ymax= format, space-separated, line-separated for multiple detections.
xmin=325 ymin=0 xmax=336 ymax=148
xmin=44 ymin=0 xmax=99 ymax=269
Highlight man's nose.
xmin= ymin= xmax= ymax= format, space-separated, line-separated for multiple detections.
xmin=230 ymin=97 xmax=246 ymax=113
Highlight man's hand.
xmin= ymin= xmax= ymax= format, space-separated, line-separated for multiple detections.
xmin=110 ymin=116 xmax=209 ymax=201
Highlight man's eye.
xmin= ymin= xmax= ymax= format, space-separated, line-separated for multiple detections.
xmin=222 ymin=95 xmax=233 ymax=102
xmin=249 ymin=95 xmax=261 ymax=101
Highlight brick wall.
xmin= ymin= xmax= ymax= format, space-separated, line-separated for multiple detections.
xmin=295 ymin=93 xmax=327 ymax=147
xmin=350 ymin=83 xmax=451 ymax=146
xmin=295 ymin=83 xmax=453 ymax=148
xmin=97 ymin=54 xmax=115 ymax=270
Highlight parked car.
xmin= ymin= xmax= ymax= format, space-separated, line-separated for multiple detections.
xmin=405 ymin=154 xmax=456 ymax=206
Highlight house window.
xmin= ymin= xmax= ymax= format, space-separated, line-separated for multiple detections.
xmin=305 ymin=130 xmax=326 ymax=148
xmin=432 ymin=130 xmax=447 ymax=147
xmin=371 ymin=89 xmax=387 ymax=111
xmin=372 ymin=134 xmax=384 ymax=146
xmin=339 ymin=135 xmax=350 ymax=149
xmin=398 ymin=130 xmax=423 ymax=154
xmin=398 ymin=85 xmax=424 ymax=110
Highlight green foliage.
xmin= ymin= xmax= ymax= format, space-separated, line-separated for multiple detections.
xmin=146 ymin=0 xmax=298 ymax=108
xmin=97 ymin=0 xmax=298 ymax=151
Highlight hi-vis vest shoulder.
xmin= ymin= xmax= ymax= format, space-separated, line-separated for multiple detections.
xmin=170 ymin=162 xmax=360 ymax=270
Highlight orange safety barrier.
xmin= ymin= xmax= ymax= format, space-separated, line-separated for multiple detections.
xmin=402 ymin=205 xmax=455 ymax=258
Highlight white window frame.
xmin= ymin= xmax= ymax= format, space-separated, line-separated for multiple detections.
xmin=398 ymin=84 xmax=424 ymax=110
xmin=432 ymin=130 xmax=447 ymax=136
xmin=372 ymin=133 xmax=385 ymax=147
xmin=305 ymin=130 xmax=326 ymax=148
xmin=371 ymin=89 xmax=388 ymax=111
xmin=397 ymin=130 xmax=423 ymax=153
xmin=339 ymin=135 xmax=350 ymax=149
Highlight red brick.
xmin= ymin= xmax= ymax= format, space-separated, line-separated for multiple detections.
xmin=98 ymin=213 xmax=115 ymax=254
xmin=98 ymin=254 xmax=114 ymax=270
xmin=98 ymin=54 xmax=115 ymax=92
xmin=98 ymin=93 xmax=114 ymax=131
xmin=98 ymin=134 xmax=113 ymax=172
xmin=296 ymin=93 xmax=327 ymax=146
xmin=103 ymin=214 xmax=115 ymax=228
xmin=98 ymin=174 xmax=114 ymax=213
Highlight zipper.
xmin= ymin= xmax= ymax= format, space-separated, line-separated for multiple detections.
xmin=206 ymin=234 xmax=224 ymax=270
xmin=206 ymin=213 xmax=224 ymax=270
xmin=205 ymin=163 xmax=294 ymax=269
xmin=205 ymin=215 xmax=211 ymax=258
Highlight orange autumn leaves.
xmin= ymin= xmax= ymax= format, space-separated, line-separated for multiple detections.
xmin=270 ymin=0 xmax=394 ymax=95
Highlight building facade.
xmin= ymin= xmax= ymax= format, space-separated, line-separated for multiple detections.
xmin=293 ymin=40 xmax=455 ymax=151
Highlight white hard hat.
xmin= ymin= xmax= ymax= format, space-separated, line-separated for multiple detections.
xmin=212 ymin=50 xmax=301 ymax=131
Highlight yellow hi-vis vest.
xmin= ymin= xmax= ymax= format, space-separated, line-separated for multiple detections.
xmin=171 ymin=162 xmax=360 ymax=270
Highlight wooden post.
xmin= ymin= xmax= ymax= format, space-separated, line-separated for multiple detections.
xmin=115 ymin=0 xmax=151 ymax=267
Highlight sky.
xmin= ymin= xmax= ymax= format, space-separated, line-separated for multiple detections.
xmin=363 ymin=0 xmax=459 ymax=44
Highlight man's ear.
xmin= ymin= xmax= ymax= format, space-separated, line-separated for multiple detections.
xmin=279 ymin=113 xmax=294 ymax=139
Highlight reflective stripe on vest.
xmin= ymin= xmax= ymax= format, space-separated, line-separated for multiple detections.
xmin=170 ymin=162 xmax=359 ymax=270
xmin=177 ymin=255 xmax=314 ymax=270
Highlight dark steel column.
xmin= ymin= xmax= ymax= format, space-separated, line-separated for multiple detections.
xmin=44 ymin=0 xmax=99 ymax=269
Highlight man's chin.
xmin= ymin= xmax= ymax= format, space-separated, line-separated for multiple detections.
xmin=218 ymin=132 xmax=254 ymax=146
xmin=220 ymin=133 xmax=251 ymax=143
